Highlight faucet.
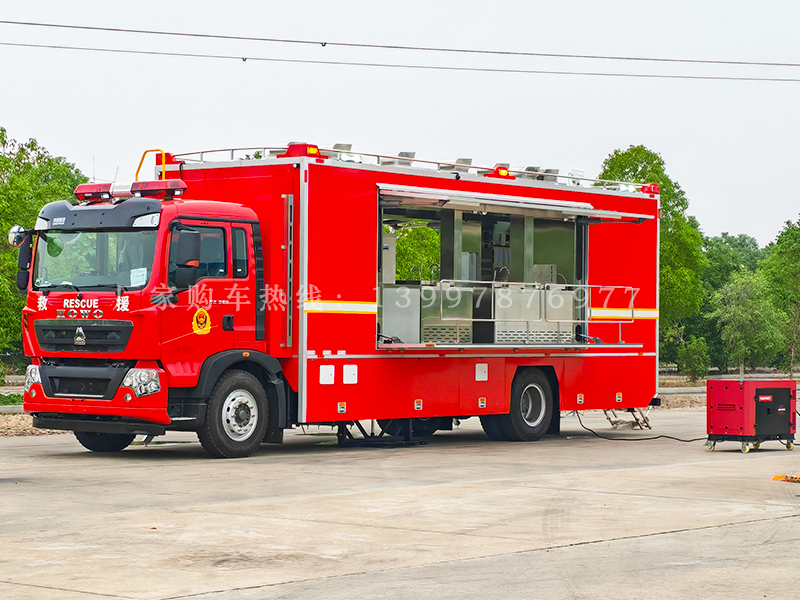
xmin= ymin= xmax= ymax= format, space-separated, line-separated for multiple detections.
xmin=429 ymin=264 xmax=440 ymax=282
xmin=494 ymin=266 xmax=510 ymax=282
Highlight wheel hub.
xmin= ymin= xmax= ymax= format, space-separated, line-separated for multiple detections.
xmin=222 ymin=390 xmax=259 ymax=442
xmin=520 ymin=383 xmax=546 ymax=428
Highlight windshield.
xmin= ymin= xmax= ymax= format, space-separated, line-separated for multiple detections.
xmin=33 ymin=229 xmax=158 ymax=291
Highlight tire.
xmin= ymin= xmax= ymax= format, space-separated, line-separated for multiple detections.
xmin=500 ymin=369 xmax=554 ymax=442
xmin=197 ymin=370 xmax=269 ymax=458
xmin=480 ymin=415 xmax=511 ymax=441
xmin=74 ymin=431 xmax=136 ymax=453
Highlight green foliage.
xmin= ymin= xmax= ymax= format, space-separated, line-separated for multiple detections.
xmin=709 ymin=271 xmax=786 ymax=375
xmin=0 ymin=393 xmax=22 ymax=406
xmin=676 ymin=336 xmax=711 ymax=383
xmin=597 ymin=146 xmax=706 ymax=332
xmin=392 ymin=224 xmax=441 ymax=281
xmin=0 ymin=127 xmax=86 ymax=352
xmin=760 ymin=217 xmax=800 ymax=373
xmin=703 ymin=232 xmax=766 ymax=291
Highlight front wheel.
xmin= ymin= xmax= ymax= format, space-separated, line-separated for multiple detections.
xmin=500 ymin=369 xmax=554 ymax=442
xmin=74 ymin=431 xmax=136 ymax=453
xmin=198 ymin=370 xmax=269 ymax=458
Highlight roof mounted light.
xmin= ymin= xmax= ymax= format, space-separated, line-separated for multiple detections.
xmin=277 ymin=143 xmax=328 ymax=159
xmin=483 ymin=165 xmax=515 ymax=180
xmin=131 ymin=179 xmax=188 ymax=199
xmin=640 ymin=183 xmax=660 ymax=195
xmin=74 ymin=182 xmax=112 ymax=201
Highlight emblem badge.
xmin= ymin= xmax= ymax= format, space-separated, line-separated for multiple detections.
xmin=192 ymin=308 xmax=211 ymax=335
xmin=74 ymin=326 xmax=86 ymax=346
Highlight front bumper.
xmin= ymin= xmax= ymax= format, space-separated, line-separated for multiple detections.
xmin=24 ymin=361 xmax=172 ymax=427
xmin=32 ymin=413 xmax=166 ymax=436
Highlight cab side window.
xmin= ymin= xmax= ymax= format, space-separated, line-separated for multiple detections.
xmin=168 ymin=226 xmax=227 ymax=287
xmin=232 ymin=227 xmax=249 ymax=279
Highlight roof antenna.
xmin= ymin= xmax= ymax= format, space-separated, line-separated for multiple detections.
xmin=92 ymin=154 xmax=95 ymax=182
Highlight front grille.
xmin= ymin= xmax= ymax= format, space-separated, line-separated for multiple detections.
xmin=39 ymin=359 xmax=133 ymax=400
xmin=34 ymin=320 xmax=133 ymax=353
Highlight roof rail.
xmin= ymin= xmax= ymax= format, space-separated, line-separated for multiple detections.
xmin=170 ymin=146 xmax=652 ymax=192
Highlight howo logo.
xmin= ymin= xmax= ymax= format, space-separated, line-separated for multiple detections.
xmin=57 ymin=298 xmax=103 ymax=319
xmin=56 ymin=309 xmax=104 ymax=319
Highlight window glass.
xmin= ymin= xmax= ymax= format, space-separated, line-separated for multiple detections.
xmin=33 ymin=230 xmax=157 ymax=290
xmin=169 ymin=225 xmax=227 ymax=287
xmin=232 ymin=228 xmax=248 ymax=279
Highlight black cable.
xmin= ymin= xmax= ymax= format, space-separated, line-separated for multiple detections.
xmin=575 ymin=411 xmax=706 ymax=443
xmin=2 ymin=19 xmax=800 ymax=69
xmin=2 ymin=41 xmax=800 ymax=83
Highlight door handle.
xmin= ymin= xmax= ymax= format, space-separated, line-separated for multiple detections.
xmin=223 ymin=315 xmax=234 ymax=331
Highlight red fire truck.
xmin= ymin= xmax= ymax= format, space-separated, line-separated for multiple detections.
xmin=9 ymin=144 xmax=660 ymax=458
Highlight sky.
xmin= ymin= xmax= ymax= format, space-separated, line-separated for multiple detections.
xmin=1 ymin=0 xmax=799 ymax=246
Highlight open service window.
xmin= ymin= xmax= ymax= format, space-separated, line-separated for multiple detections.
xmin=376 ymin=185 xmax=652 ymax=348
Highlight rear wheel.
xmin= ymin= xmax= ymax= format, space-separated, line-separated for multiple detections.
xmin=480 ymin=415 xmax=511 ymax=441
xmin=198 ymin=370 xmax=269 ymax=458
xmin=500 ymin=369 xmax=554 ymax=442
xmin=74 ymin=431 xmax=136 ymax=453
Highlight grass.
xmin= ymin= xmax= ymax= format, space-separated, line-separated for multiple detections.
xmin=0 ymin=394 xmax=23 ymax=406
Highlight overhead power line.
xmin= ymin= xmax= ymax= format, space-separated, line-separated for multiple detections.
xmin=1 ymin=40 xmax=799 ymax=82
xmin=1 ymin=19 xmax=799 ymax=69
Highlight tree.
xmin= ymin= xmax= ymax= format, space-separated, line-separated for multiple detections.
xmin=676 ymin=336 xmax=711 ymax=383
xmin=709 ymin=271 xmax=786 ymax=376
xmin=683 ymin=232 xmax=767 ymax=372
xmin=761 ymin=218 xmax=800 ymax=375
xmin=389 ymin=223 xmax=441 ymax=281
xmin=0 ymin=128 xmax=86 ymax=352
xmin=703 ymin=232 xmax=766 ymax=290
xmin=597 ymin=146 xmax=706 ymax=356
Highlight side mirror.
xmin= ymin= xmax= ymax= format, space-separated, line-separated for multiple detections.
xmin=16 ymin=270 xmax=29 ymax=293
xmin=175 ymin=228 xmax=200 ymax=267
xmin=174 ymin=266 xmax=198 ymax=290
xmin=7 ymin=225 xmax=26 ymax=247
xmin=17 ymin=233 xmax=33 ymax=271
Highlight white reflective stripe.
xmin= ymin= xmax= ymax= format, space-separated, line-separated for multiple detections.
xmin=304 ymin=301 xmax=378 ymax=314
xmin=590 ymin=308 xmax=659 ymax=319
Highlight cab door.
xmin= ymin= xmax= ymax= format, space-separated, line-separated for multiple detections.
xmin=160 ymin=220 xmax=236 ymax=387
xmin=230 ymin=224 xmax=258 ymax=345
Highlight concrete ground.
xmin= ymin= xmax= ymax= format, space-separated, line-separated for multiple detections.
xmin=0 ymin=409 xmax=798 ymax=600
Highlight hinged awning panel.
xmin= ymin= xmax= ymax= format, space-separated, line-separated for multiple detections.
xmin=378 ymin=184 xmax=654 ymax=221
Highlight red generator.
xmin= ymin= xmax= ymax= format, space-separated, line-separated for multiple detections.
xmin=706 ymin=379 xmax=796 ymax=453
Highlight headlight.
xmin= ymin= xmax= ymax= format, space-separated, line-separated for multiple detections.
xmin=122 ymin=369 xmax=161 ymax=398
xmin=24 ymin=365 xmax=41 ymax=392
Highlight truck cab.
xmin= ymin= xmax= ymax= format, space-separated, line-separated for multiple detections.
xmin=14 ymin=178 xmax=285 ymax=457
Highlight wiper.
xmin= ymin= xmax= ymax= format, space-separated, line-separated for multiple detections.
xmin=74 ymin=284 xmax=120 ymax=290
xmin=42 ymin=283 xmax=80 ymax=292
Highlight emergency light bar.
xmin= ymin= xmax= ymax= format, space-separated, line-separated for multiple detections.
xmin=73 ymin=180 xmax=188 ymax=202
xmin=74 ymin=182 xmax=112 ymax=201
xmin=131 ymin=179 xmax=187 ymax=199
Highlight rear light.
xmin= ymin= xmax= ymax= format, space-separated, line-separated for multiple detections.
xmin=640 ymin=183 xmax=660 ymax=195
xmin=131 ymin=179 xmax=187 ymax=199
xmin=278 ymin=143 xmax=328 ymax=159
xmin=74 ymin=183 xmax=112 ymax=201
